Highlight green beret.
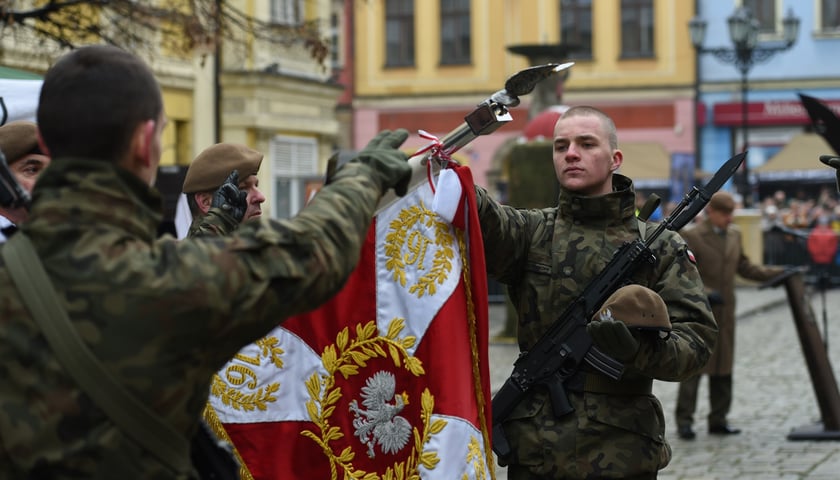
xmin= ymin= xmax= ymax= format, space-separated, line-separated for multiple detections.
xmin=0 ymin=120 xmax=40 ymax=165
xmin=593 ymin=285 xmax=671 ymax=332
xmin=182 ymin=143 xmax=263 ymax=193
xmin=708 ymin=191 xmax=736 ymax=213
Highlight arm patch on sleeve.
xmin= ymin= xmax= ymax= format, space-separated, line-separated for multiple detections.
xmin=682 ymin=246 xmax=697 ymax=264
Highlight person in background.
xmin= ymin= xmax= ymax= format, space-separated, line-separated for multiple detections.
xmin=675 ymin=191 xmax=785 ymax=440
xmin=181 ymin=142 xmax=266 ymax=236
xmin=807 ymin=214 xmax=837 ymax=287
xmin=0 ymin=120 xmax=51 ymax=242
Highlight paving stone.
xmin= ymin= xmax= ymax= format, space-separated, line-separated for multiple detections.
xmin=489 ymin=286 xmax=840 ymax=478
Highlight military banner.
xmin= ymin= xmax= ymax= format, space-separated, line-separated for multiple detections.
xmin=207 ymin=163 xmax=495 ymax=479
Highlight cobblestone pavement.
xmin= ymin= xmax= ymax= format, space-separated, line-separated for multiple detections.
xmin=488 ymin=284 xmax=840 ymax=479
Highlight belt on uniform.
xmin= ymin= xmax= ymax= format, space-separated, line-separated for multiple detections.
xmin=565 ymin=370 xmax=652 ymax=395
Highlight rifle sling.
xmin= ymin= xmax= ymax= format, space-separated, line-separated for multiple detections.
xmin=1 ymin=233 xmax=192 ymax=475
xmin=573 ymin=372 xmax=652 ymax=396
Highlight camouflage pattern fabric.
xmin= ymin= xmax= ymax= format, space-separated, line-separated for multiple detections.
xmin=476 ymin=174 xmax=717 ymax=479
xmin=0 ymin=157 xmax=388 ymax=479
xmin=187 ymin=208 xmax=240 ymax=238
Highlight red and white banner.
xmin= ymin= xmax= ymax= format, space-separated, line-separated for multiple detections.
xmin=207 ymin=164 xmax=494 ymax=479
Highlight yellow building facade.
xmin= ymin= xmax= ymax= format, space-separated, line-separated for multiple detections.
xmin=1 ymin=0 xmax=347 ymax=223
xmin=352 ymin=0 xmax=699 ymax=193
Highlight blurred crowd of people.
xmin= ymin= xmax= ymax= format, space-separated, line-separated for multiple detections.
xmin=636 ymin=186 xmax=840 ymax=276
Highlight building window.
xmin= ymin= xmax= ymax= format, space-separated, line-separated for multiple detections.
xmin=821 ymin=0 xmax=840 ymax=32
xmin=330 ymin=9 xmax=344 ymax=74
xmin=560 ymin=0 xmax=593 ymax=59
xmin=440 ymin=0 xmax=471 ymax=65
xmin=270 ymin=136 xmax=318 ymax=219
xmin=271 ymin=0 xmax=302 ymax=26
xmin=744 ymin=0 xmax=777 ymax=34
xmin=385 ymin=0 xmax=415 ymax=67
xmin=620 ymin=0 xmax=654 ymax=58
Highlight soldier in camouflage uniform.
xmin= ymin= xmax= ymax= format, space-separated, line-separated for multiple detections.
xmin=0 ymin=120 xmax=51 ymax=242
xmin=477 ymin=106 xmax=717 ymax=479
xmin=181 ymin=142 xmax=266 ymax=237
xmin=0 ymin=45 xmax=412 ymax=479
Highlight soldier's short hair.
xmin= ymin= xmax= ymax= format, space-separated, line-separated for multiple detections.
xmin=560 ymin=106 xmax=619 ymax=150
xmin=37 ymin=45 xmax=163 ymax=163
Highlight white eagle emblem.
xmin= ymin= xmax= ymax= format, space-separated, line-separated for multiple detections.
xmin=349 ymin=371 xmax=412 ymax=458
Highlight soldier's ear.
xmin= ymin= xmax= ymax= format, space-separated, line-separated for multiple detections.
xmin=36 ymin=128 xmax=51 ymax=158
xmin=611 ymin=149 xmax=623 ymax=171
xmin=136 ymin=120 xmax=156 ymax=167
xmin=195 ymin=191 xmax=213 ymax=214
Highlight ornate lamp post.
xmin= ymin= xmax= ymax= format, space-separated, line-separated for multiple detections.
xmin=689 ymin=6 xmax=799 ymax=207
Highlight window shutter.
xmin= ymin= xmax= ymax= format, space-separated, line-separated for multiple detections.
xmin=271 ymin=136 xmax=318 ymax=176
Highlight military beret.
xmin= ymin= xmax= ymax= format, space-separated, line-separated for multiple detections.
xmin=0 ymin=120 xmax=41 ymax=165
xmin=593 ymin=285 xmax=671 ymax=332
xmin=182 ymin=143 xmax=263 ymax=193
xmin=708 ymin=191 xmax=735 ymax=213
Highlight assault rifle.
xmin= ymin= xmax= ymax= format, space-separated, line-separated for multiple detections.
xmin=0 ymin=149 xmax=31 ymax=210
xmin=491 ymin=152 xmax=746 ymax=459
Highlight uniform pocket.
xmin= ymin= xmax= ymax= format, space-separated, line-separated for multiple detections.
xmin=582 ymin=392 xmax=671 ymax=473
xmin=500 ymin=389 xmax=551 ymax=470
xmin=516 ymin=255 xmax=553 ymax=335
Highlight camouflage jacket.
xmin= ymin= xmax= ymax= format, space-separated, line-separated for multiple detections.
xmin=0 ymin=158 xmax=384 ymax=479
xmin=187 ymin=208 xmax=240 ymax=238
xmin=476 ymin=174 xmax=717 ymax=478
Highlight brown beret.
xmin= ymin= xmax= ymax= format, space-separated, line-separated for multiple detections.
xmin=0 ymin=120 xmax=41 ymax=165
xmin=593 ymin=285 xmax=671 ymax=332
xmin=708 ymin=191 xmax=735 ymax=213
xmin=182 ymin=143 xmax=263 ymax=193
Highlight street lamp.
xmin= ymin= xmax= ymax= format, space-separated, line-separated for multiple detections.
xmin=689 ymin=6 xmax=800 ymax=207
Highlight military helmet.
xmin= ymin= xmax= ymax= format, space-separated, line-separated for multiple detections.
xmin=592 ymin=284 xmax=671 ymax=333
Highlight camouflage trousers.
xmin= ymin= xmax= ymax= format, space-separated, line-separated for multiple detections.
xmin=500 ymin=387 xmax=671 ymax=479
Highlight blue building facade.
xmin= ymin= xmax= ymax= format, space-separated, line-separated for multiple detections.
xmin=695 ymin=0 xmax=840 ymax=205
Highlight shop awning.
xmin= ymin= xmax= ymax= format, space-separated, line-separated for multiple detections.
xmin=755 ymin=133 xmax=836 ymax=181
xmin=616 ymin=141 xmax=672 ymax=188
xmin=0 ymin=67 xmax=43 ymax=123
xmin=0 ymin=65 xmax=42 ymax=80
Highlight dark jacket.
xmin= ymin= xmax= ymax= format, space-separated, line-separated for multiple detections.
xmin=680 ymin=218 xmax=783 ymax=375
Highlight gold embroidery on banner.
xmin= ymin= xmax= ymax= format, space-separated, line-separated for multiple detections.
xmin=202 ymin=404 xmax=256 ymax=480
xmin=301 ymin=319 xmax=447 ymax=480
xmin=459 ymin=229 xmax=495 ymax=479
xmin=463 ymin=436 xmax=489 ymax=480
xmin=210 ymin=335 xmax=284 ymax=411
xmin=384 ymin=201 xmax=455 ymax=298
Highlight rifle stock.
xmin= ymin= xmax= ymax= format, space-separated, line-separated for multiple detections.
xmin=0 ymin=150 xmax=30 ymax=210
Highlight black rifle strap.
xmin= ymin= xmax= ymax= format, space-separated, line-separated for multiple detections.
xmin=1 ymin=233 xmax=192 ymax=476
xmin=1 ymin=224 xmax=16 ymax=238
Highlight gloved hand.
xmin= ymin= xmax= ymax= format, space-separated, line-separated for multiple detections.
xmin=587 ymin=320 xmax=640 ymax=363
xmin=707 ymin=291 xmax=724 ymax=306
xmin=211 ymin=170 xmax=247 ymax=223
xmin=351 ymin=129 xmax=412 ymax=196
